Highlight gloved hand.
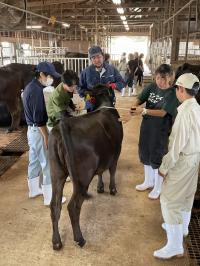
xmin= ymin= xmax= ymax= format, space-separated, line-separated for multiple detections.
xmin=107 ymin=83 xmax=117 ymax=90
xmin=85 ymin=94 xmax=96 ymax=111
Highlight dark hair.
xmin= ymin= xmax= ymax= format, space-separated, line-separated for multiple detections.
xmin=35 ymin=71 xmax=49 ymax=79
xmin=104 ymin=53 xmax=110 ymax=62
xmin=155 ymin=64 xmax=174 ymax=77
xmin=61 ymin=70 xmax=79 ymax=86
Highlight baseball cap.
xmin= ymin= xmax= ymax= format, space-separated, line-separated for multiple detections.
xmin=175 ymin=73 xmax=199 ymax=90
xmin=36 ymin=61 xmax=61 ymax=78
xmin=88 ymin=46 xmax=103 ymax=58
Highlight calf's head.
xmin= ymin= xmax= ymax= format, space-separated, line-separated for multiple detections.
xmin=85 ymin=84 xmax=115 ymax=110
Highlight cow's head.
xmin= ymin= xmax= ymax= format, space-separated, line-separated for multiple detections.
xmin=85 ymin=84 xmax=115 ymax=111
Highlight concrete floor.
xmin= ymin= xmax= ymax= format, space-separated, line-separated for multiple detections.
xmin=0 ymin=93 xmax=190 ymax=266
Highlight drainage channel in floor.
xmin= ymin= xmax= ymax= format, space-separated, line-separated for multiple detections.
xmin=0 ymin=130 xmax=28 ymax=177
xmin=1 ymin=132 xmax=28 ymax=153
xmin=0 ymin=151 xmax=24 ymax=177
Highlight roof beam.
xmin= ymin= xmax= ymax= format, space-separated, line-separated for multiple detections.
xmin=34 ymin=12 xmax=164 ymax=17
xmin=27 ymin=2 xmax=164 ymax=9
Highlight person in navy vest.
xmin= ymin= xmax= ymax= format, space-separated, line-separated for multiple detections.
xmin=77 ymin=45 xmax=124 ymax=112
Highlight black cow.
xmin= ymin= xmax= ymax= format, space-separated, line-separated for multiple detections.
xmin=175 ymin=63 xmax=200 ymax=104
xmin=49 ymin=84 xmax=123 ymax=250
xmin=0 ymin=67 xmax=23 ymax=132
xmin=6 ymin=61 xmax=64 ymax=89
xmin=175 ymin=63 xmax=200 ymax=80
xmin=0 ymin=61 xmax=64 ymax=130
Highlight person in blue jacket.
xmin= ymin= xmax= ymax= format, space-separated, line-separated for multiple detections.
xmin=77 ymin=45 xmax=124 ymax=112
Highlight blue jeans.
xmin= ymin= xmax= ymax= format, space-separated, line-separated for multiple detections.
xmin=27 ymin=126 xmax=51 ymax=185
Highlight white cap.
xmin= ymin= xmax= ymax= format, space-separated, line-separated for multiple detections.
xmin=175 ymin=73 xmax=199 ymax=89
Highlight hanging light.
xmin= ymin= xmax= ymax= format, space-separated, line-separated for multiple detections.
xmin=112 ymin=0 xmax=121 ymax=5
xmin=135 ymin=15 xmax=142 ymax=18
xmin=26 ymin=25 xmax=42 ymax=29
xmin=117 ymin=8 xmax=124 ymax=14
xmin=62 ymin=23 xmax=70 ymax=28
xmin=120 ymin=16 xmax=126 ymax=21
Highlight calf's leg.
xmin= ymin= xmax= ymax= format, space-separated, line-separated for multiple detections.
xmin=50 ymin=171 xmax=66 ymax=250
xmin=68 ymin=184 xmax=86 ymax=247
xmin=97 ymin=174 xmax=104 ymax=193
xmin=109 ymin=162 xmax=117 ymax=195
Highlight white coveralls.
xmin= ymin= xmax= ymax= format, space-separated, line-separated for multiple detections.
xmin=159 ymin=98 xmax=200 ymax=224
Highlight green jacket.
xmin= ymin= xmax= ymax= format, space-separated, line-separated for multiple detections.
xmin=47 ymin=83 xmax=72 ymax=127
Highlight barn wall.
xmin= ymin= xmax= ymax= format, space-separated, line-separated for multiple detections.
xmin=62 ymin=40 xmax=90 ymax=53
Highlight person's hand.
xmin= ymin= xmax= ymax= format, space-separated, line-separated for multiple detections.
xmin=158 ymin=169 xmax=166 ymax=178
xmin=75 ymin=104 xmax=81 ymax=112
xmin=75 ymin=104 xmax=81 ymax=114
xmin=107 ymin=83 xmax=117 ymax=90
xmin=43 ymin=134 xmax=48 ymax=150
xmin=130 ymin=106 xmax=143 ymax=115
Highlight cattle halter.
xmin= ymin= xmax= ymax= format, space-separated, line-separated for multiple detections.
xmin=99 ymin=106 xmax=132 ymax=112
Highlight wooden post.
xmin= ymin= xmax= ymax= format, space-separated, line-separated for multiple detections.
xmin=170 ymin=0 xmax=180 ymax=63
xmin=185 ymin=3 xmax=192 ymax=61
xmin=95 ymin=5 xmax=98 ymax=45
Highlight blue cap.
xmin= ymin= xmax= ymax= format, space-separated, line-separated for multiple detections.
xmin=36 ymin=61 xmax=61 ymax=78
xmin=88 ymin=46 xmax=103 ymax=58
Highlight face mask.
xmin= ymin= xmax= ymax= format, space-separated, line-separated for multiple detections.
xmin=41 ymin=76 xmax=54 ymax=87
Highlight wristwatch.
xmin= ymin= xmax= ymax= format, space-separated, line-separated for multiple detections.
xmin=142 ymin=108 xmax=147 ymax=116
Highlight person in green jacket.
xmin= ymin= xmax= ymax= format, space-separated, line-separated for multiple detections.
xmin=47 ymin=70 xmax=79 ymax=129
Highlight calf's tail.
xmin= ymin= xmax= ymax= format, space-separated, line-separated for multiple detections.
xmin=59 ymin=120 xmax=76 ymax=180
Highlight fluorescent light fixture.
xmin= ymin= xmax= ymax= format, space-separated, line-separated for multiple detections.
xmin=117 ymin=8 xmax=124 ymax=14
xmin=26 ymin=25 xmax=42 ymax=29
xmin=135 ymin=15 xmax=142 ymax=18
xmin=62 ymin=23 xmax=70 ymax=28
xmin=120 ymin=16 xmax=126 ymax=21
xmin=112 ymin=0 xmax=121 ymax=5
xmin=125 ymin=27 xmax=129 ymax=31
xmin=123 ymin=21 xmax=128 ymax=25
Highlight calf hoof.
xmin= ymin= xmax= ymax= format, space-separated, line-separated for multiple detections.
xmin=97 ymin=185 xmax=104 ymax=194
xmin=110 ymin=188 xmax=117 ymax=195
xmin=76 ymin=238 xmax=86 ymax=248
xmin=53 ymin=241 xmax=63 ymax=251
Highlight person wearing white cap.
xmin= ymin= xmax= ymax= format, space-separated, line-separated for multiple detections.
xmin=154 ymin=73 xmax=200 ymax=259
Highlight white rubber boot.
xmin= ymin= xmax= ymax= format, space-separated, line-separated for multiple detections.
xmin=148 ymin=169 xmax=163 ymax=199
xmin=128 ymin=86 xmax=133 ymax=96
xmin=121 ymin=87 xmax=126 ymax=97
xmin=154 ymin=224 xmax=184 ymax=259
xmin=162 ymin=211 xmax=191 ymax=237
xmin=131 ymin=84 xmax=136 ymax=96
xmin=149 ymin=166 xmax=155 ymax=185
xmin=135 ymin=165 xmax=154 ymax=191
xmin=42 ymin=184 xmax=66 ymax=206
xmin=182 ymin=211 xmax=191 ymax=237
xmin=27 ymin=176 xmax=43 ymax=198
